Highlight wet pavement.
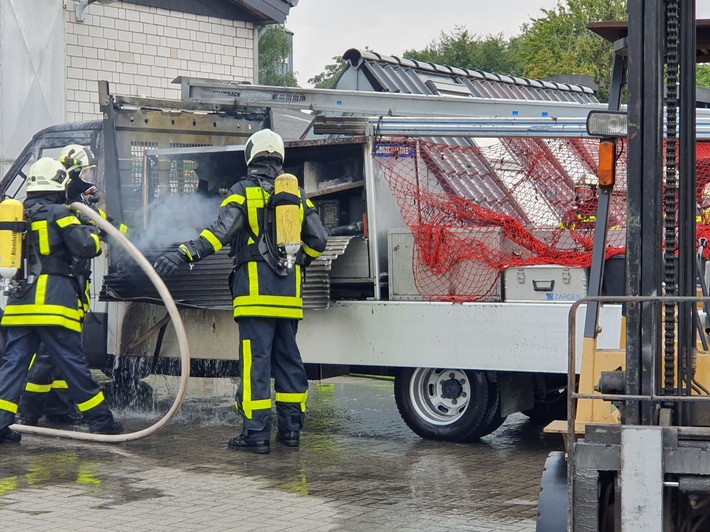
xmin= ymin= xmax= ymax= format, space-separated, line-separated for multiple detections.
xmin=0 ymin=376 xmax=564 ymax=531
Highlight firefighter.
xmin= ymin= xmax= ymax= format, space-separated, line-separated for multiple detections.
xmin=154 ymin=129 xmax=328 ymax=454
xmin=0 ymin=157 xmax=122 ymax=444
xmin=559 ymin=175 xmax=599 ymax=230
xmin=17 ymin=145 xmax=128 ymax=427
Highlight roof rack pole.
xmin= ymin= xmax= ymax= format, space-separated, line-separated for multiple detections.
xmin=176 ymin=77 xmax=603 ymax=119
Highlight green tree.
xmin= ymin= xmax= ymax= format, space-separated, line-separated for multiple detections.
xmin=308 ymin=55 xmax=347 ymax=88
xmin=259 ymin=24 xmax=298 ymax=87
xmin=699 ymin=65 xmax=710 ymax=89
xmin=512 ymin=0 xmax=628 ymax=102
xmin=403 ymin=27 xmax=524 ymax=76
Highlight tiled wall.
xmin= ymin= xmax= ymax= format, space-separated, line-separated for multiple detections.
xmin=64 ymin=1 xmax=254 ymax=121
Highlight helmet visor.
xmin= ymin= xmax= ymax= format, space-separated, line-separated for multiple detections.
xmin=79 ymin=166 xmax=97 ymax=183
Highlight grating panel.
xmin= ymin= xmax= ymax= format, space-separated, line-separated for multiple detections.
xmin=100 ymin=237 xmax=356 ymax=311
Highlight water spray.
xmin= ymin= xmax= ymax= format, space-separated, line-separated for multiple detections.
xmin=10 ymin=202 xmax=191 ymax=443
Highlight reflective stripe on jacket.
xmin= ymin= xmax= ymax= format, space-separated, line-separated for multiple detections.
xmin=182 ymin=172 xmax=329 ymax=320
xmin=1 ymin=198 xmax=102 ymax=332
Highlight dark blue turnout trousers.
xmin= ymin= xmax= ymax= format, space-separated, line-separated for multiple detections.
xmin=0 ymin=326 xmax=114 ymax=432
xmin=236 ymin=317 xmax=308 ymax=442
xmin=19 ymin=349 xmax=76 ymax=420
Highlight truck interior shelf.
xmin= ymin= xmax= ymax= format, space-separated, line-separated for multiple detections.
xmin=307 ymin=180 xmax=364 ymax=198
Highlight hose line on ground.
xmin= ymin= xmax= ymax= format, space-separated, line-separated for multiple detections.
xmin=10 ymin=202 xmax=191 ymax=443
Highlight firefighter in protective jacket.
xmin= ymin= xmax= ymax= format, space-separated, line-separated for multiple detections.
xmin=16 ymin=145 xmax=127 ymax=427
xmin=155 ymin=129 xmax=329 ymax=454
xmin=0 ymin=158 xmax=122 ymax=444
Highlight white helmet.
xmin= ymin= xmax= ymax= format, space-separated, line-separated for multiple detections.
xmin=244 ymin=129 xmax=285 ymax=166
xmin=27 ymin=158 xmax=70 ymax=193
xmin=59 ymin=144 xmax=97 ymax=180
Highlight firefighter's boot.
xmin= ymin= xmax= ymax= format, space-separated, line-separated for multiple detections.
xmin=276 ymin=430 xmax=299 ymax=448
xmin=90 ymin=420 xmax=124 ymax=435
xmin=227 ymin=435 xmax=270 ymax=454
xmin=0 ymin=426 xmax=22 ymax=444
xmin=45 ymin=413 xmax=84 ymax=426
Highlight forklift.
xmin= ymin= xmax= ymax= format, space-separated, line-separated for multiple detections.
xmin=536 ymin=2 xmax=710 ymax=531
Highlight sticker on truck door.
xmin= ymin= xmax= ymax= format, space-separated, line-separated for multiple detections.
xmin=374 ymin=143 xmax=415 ymax=158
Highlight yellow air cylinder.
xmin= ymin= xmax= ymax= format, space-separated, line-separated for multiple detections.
xmin=0 ymin=198 xmax=24 ymax=285
xmin=274 ymin=173 xmax=301 ymax=269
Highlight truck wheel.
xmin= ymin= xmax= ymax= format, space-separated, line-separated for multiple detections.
xmin=460 ymin=381 xmax=507 ymax=441
xmin=536 ymin=451 xmax=568 ymax=532
xmin=394 ymin=368 xmax=489 ymax=442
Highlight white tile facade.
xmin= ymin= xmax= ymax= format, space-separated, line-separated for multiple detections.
xmin=64 ymin=1 xmax=254 ymax=121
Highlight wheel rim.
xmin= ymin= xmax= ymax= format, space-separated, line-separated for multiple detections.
xmin=408 ymin=368 xmax=471 ymax=426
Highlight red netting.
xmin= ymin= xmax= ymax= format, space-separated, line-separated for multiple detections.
xmin=376 ymin=138 xmax=710 ymax=302
xmin=697 ymin=142 xmax=710 ymax=258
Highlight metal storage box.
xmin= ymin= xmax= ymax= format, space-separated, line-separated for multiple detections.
xmin=388 ymin=228 xmax=503 ymax=301
xmin=503 ymin=266 xmax=588 ymax=302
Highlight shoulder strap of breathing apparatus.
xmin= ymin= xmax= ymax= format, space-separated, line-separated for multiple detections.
xmin=14 ymin=204 xmax=85 ymax=297
xmin=232 ymin=176 xmax=304 ymax=275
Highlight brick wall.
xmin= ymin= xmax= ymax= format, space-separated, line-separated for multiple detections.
xmin=64 ymin=1 xmax=254 ymax=122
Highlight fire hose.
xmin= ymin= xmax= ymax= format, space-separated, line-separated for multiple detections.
xmin=10 ymin=202 xmax=190 ymax=443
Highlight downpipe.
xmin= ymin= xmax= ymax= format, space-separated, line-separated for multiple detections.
xmin=9 ymin=202 xmax=190 ymax=443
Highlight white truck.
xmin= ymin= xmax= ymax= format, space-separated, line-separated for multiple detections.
xmin=2 ymin=78 xmax=635 ymax=442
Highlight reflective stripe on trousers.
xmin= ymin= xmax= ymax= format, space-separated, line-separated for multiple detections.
xmin=0 ymin=326 xmax=111 ymax=431
xmin=235 ymin=317 xmax=308 ymax=439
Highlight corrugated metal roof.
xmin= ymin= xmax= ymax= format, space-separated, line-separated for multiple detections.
xmin=418 ymin=142 xmax=533 ymax=223
xmin=271 ymin=108 xmax=314 ymax=141
xmin=341 ymin=49 xmax=599 ymax=104
xmin=333 ymin=50 xmax=601 ymax=220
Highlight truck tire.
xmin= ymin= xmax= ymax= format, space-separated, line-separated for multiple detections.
xmin=460 ymin=380 xmax=507 ymax=441
xmin=394 ymin=368 xmax=489 ymax=442
xmin=536 ymin=451 xmax=568 ymax=532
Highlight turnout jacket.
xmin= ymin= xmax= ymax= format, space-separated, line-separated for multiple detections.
xmin=1 ymin=195 xmax=102 ymax=333
xmin=181 ymin=164 xmax=329 ymax=320
xmin=71 ymin=203 xmax=128 ymax=316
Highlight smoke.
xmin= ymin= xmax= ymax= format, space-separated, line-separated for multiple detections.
xmin=129 ymin=193 xmax=223 ymax=251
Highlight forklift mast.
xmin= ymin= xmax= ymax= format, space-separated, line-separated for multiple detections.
xmin=624 ymin=0 xmax=698 ymax=427
xmin=536 ymin=3 xmax=710 ymax=531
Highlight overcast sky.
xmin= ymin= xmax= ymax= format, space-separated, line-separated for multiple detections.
xmin=285 ymin=1 xmax=710 ymax=87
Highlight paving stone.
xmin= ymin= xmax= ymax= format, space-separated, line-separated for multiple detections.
xmin=0 ymin=377 xmax=560 ymax=531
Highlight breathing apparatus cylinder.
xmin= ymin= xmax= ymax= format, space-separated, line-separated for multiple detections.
xmin=0 ymin=199 xmax=25 ymax=293
xmin=274 ymin=173 xmax=301 ymax=270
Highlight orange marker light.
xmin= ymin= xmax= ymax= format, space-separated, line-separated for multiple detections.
xmin=598 ymin=139 xmax=616 ymax=187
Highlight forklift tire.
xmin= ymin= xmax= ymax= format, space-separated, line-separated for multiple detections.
xmin=394 ymin=368 xmax=489 ymax=442
xmin=536 ymin=451 xmax=568 ymax=532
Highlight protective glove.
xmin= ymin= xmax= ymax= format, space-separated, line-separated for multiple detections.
xmin=154 ymin=249 xmax=189 ymax=277
xmin=73 ymin=208 xmax=108 ymax=239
